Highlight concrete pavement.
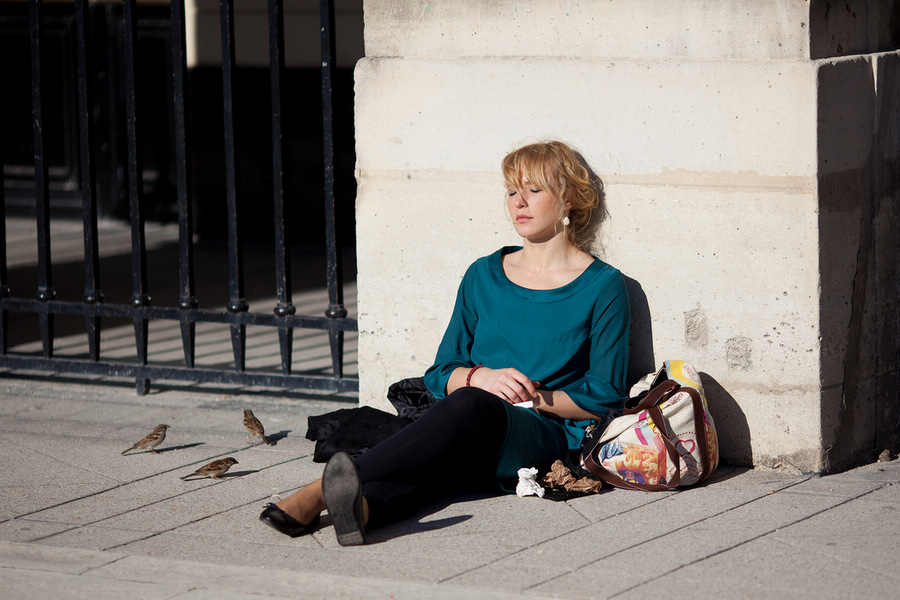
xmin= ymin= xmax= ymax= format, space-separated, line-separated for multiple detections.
xmin=1 ymin=373 xmax=898 ymax=599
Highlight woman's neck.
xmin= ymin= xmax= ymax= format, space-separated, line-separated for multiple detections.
xmin=518 ymin=235 xmax=574 ymax=271
xmin=504 ymin=236 xmax=592 ymax=290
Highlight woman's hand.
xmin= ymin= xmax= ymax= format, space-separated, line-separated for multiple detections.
xmin=468 ymin=367 xmax=539 ymax=405
xmin=446 ymin=366 xmax=600 ymax=419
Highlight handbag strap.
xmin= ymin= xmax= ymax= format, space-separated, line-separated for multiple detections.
xmin=659 ymin=385 xmax=713 ymax=484
xmin=622 ymin=379 xmax=681 ymax=415
xmin=583 ymin=383 xmax=712 ymax=491
xmin=685 ymin=386 xmax=713 ymax=483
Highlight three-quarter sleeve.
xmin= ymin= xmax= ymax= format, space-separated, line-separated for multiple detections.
xmin=423 ymin=263 xmax=478 ymax=398
xmin=559 ymin=271 xmax=630 ymax=418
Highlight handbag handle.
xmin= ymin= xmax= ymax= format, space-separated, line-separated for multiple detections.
xmin=622 ymin=379 xmax=681 ymax=415
xmin=583 ymin=383 xmax=711 ymax=491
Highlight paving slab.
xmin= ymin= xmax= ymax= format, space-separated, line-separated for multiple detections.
xmin=859 ymin=484 xmax=900 ymax=503
xmin=26 ymin=524 xmax=167 ymax=552
xmin=0 ymin=518 xmax=78 ymax=544
xmin=769 ymin=496 xmax=900 ymax=576
xmin=0 ymin=446 xmax=125 ymax=518
xmin=0 ymin=566 xmax=189 ymax=600
xmin=616 ymin=535 xmax=900 ymax=600
xmin=2 ymin=540 xmax=109 ymax=571
xmin=777 ymin=473 xmax=889 ymax=498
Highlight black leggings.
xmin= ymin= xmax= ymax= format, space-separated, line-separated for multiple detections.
xmin=354 ymin=386 xmax=508 ymax=528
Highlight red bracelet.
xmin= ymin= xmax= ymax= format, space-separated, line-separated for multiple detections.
xmin=466 ymin=365 xmax=484 ymax=387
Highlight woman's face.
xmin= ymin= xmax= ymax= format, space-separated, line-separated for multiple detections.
xmin=507 ymin=177 xmax=567 ymax=243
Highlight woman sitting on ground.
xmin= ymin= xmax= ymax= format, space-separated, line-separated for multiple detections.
xmin=259 ymin=140 xmax=631 ymax=545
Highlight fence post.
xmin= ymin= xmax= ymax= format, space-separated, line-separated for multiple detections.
xmin=171 ymin=0 xmax=198 ymax=368
xmin=75 ymin=0 xmax=103 ymax=362
xmin=30 ymin=0 xmax=56 ymax=359
xmin=269 ymin=0 xmax=295 ymax=375
xmin=320 ymin=0 xmax=346 ymax=378
xmin=219 ymin=0 xmax=248 ymax=372
xmin=122 ymin=0 xmax=151 ymax=394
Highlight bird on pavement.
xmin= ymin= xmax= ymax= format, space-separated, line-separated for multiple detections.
xmin=243 ymin=409 xmax=273 ymax=445
xmin=121 ymin=424 xmax=170 ymax=455
xmin=180 ymin=457 xmax=239 ymax=480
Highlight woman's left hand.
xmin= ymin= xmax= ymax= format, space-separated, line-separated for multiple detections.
xmin=468 ymin=366 xmax=539 ymax=405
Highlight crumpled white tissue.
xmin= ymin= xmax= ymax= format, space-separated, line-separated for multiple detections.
xmin=516 ymin=467 xmax=545 ymax=498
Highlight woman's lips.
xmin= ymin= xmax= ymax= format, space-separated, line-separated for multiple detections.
xmin=516 ymin=215 xmax=531 ymax=223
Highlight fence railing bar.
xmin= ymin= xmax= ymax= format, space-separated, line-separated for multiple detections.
xmin=0 ymin=355 xmax=359 ymax=394
xmin=30 ymin=0 xmax=56 ymax=359
xmin=219 ymin=0 xmax=248 ymax=373
xmin=0 ymin=297 xmax=358 ymax=331
xmin=319 ymin=0 xmax=346 ymax=378
xmin=122 ymin=0 xmax=151 ymax=394
xmin=269 ymin=0 xmax=295 ymax=376
xmin=170 ymin=0 xmax=198 ymax=369
xmin=75 ymin=0 xmax=103 ymax=362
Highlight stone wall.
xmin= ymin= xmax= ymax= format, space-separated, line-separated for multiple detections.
xmin=354 ymin=0 xmax=900 ymax=473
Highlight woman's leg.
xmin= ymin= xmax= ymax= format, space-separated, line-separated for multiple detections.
xmin=274 ymin=387 xmax=508 ymax=528
xmin=274 ymin=478 xmax=326 ymax=526
xmin=355 ymin=387 xmax=508 ymax=527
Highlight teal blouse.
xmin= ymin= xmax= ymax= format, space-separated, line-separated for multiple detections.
xmin=424 ymin=247 xmax=630 ymax=482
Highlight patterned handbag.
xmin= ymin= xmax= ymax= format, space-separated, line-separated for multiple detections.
xmin=582 ymin=361 xmax=719 ymax=491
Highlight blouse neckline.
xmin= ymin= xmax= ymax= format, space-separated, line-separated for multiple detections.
xmin=489 ymin=246 xmax=605 ymax=301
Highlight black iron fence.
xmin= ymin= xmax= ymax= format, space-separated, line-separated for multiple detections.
xmin=0 ymin=0 xmax=358 ymax=395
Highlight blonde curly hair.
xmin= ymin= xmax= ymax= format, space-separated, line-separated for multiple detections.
xmin=501 ymin=140 xmax=605 ymax=254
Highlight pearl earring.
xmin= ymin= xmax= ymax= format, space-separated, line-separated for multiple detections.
xmin=562 ymin=215 xmax=571 ymax=227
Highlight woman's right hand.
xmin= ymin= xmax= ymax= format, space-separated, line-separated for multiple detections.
xmin=469 ymin=367 xmax=539 ymax=405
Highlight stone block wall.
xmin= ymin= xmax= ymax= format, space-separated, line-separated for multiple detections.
xmin=354 ymin=0 xmax=900 ymax=472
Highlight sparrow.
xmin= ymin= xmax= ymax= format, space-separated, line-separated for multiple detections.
xmin=243 ymin=409 xmax=273 ymax=445
xmin=121 ymin=424 xmax=170 ymax=455
xmin=180 ymin=457 xmax=239 ymax=480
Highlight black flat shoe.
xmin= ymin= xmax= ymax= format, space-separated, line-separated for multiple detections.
xmin=259 ymin=503 xmax=320 ymax=538
xmin=322 ymin=451 xmax=366 ymax=546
